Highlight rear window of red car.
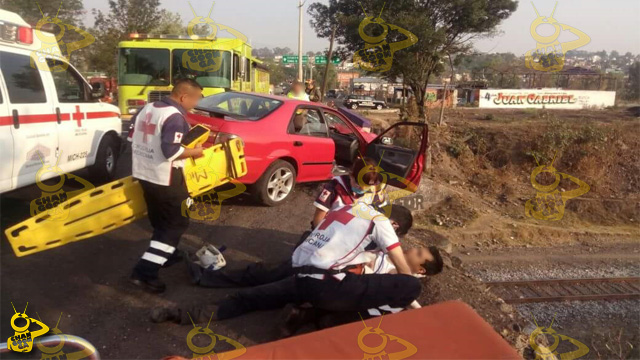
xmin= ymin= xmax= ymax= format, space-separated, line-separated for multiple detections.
xmin=197 ymin=92 xmax=282 ymax=121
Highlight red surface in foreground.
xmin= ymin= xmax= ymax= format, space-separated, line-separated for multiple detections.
xmin=208 ymin=300 xmax=520 ymax=360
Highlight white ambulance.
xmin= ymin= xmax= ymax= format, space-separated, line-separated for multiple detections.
xmin=0 ymin=9 xmax=121 ymax=194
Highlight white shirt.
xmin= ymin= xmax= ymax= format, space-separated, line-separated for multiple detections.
xmin=292 ymin=204 xmax=400 ymax=279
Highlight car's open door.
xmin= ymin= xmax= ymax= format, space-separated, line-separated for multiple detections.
xmin=363 ymin=122 xmax=429 ymax=189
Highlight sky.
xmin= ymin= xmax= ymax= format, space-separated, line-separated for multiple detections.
xmin=82 ymin=0 xmax=640 ymax=56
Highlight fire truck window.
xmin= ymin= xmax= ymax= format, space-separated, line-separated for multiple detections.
xmin=118 ymin=48 xmax=170 ymax=86
xmin=47 ymin=59 xmax=88 ymax=102
xmin=233 ymin=54 xmax=240 ymax=81
xmin=0 ymin=51 xmax=46 ymax=104
xmin=172 ymin=49 xmax=231 ymax=89
xmin=244 ymin=59 xmax=251 ymax=82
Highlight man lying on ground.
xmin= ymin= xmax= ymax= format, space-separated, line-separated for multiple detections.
xmin=151 ymin=204 xmax=443 ymax=328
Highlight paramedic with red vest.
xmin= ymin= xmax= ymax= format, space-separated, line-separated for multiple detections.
xmin=128 ymin=79 xmax=204 ymax=293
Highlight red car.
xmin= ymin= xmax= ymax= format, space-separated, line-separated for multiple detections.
xmin=189 ymin=92 xmax=428 ymax=205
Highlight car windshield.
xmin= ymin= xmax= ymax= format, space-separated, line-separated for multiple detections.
xmin=118 ymin=48 xmax=170 ymax=86
xmin=197 ymin=92 xmax=282 ymax=121
xmin=172 ymin=49 xmax=232 ymax=89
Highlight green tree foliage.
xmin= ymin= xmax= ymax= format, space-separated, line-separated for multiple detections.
xmin=310 ymin=0 xmax=517 ymax=120
xmin=625 ymin=61 xmax=640 ymax=100
xmin=1 ymin=0 xmax=89 ymax=65
xmin=86 ymin=0 xmax=164 ymax=76
xmin=0 ymin=0 xmax=84 ymax=25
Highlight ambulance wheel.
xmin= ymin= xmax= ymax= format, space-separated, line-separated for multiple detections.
xmin=376 ymin=104 xmax=383 ymax=110
xmin=254 ymin=160 xmax=296 ymax=206
xmin=350 ymin=103 xmax=358 ymax=110
xmin=90 ymin=134 xmax=119 ymax=182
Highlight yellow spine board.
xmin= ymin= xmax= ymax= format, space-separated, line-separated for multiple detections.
xmin=183 ymin=138 xmax=247 ymax=197
xmin=5 ymin=176 xmax=147 ymax=257
xmin=5 ymin=139 xmax=248 ymax=257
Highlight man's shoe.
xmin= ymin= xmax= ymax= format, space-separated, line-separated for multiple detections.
xmin=162 ymin=251 xmax=184 ymax=268
xmin=130 ymin=274 xmax=166 ymax=294
xmin=279 ymin=303 xmax=315 ymax=337
xmin=185 ymin=252 xmax=203 ymax=285
xmin=150 ymin=306 xmax=181 ymax=323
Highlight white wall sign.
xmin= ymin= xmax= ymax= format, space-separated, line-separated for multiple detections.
xmin=479 ymin=89 xmax=616 ymax=109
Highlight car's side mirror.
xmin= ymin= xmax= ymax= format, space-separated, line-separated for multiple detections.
xmin=381 ymin=136 xmax=393 ymax=145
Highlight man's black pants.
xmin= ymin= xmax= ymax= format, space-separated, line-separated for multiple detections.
xmin=133 ymin=170 xmax=190 ymax=280
xmin=213 ymin=272 xmax=421 ymax=320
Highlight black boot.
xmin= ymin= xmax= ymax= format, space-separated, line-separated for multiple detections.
xmin=130 ymin=272 xmax=166 ymax=293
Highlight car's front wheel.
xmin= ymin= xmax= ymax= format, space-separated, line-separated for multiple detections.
xmin=350 ymin=103 xmax=358 ymax=110
xmin=89 ymin=134 xmax=119 ymax=182
xmin=376 ymin=104 xmax=383 ymax=110
xmin=254 ymin=160 xmax=296 ymax=206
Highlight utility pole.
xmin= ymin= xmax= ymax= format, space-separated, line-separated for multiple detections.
xmin=297 ymin=0 xmax=304 ymax=82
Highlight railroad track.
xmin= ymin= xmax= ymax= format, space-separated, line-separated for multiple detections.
xmin=484 ymin=277 xmax=640 ymax=304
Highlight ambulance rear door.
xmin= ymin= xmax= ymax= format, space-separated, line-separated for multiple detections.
xmin=0 ymin=74 xmax=14 ymax=192
xmin=0 ymin=49 xmax=58 ymax=189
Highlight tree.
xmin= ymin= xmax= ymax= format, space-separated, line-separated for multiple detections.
xmin=154 ymin=11 xmax=186 ymax=35
xmin=87 ymin=0 xmax=163 ymax=75
xmin=0 ymin=0 xmax=84 ymax=26
xmin=308 ymin=1 xmax=343 ymax=101
xmin=625 ymin=61 xmax=640 ymax=100
xmin=313 ymin=0 xmax=518 ymax=120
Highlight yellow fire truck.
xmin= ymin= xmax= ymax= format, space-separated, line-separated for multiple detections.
xmin=117 ymin=34 xmax=270 ymax=120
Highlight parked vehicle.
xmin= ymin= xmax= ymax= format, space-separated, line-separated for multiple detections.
xmin=189 ymin=92 xmax=428 ymax=206
xmin=0 ymin=9 xmax=122 ymax=194
xmin=344 ymin=94 xmax=388 ymax=110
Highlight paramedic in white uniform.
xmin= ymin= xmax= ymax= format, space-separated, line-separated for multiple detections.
xmin=128 ymin=79 xmax=204 ymax=293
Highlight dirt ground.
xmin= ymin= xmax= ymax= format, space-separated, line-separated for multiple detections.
xmin=368 ymin=107 xmax=640 ymax=359
xmin=0 ymin=107 xmax=638 ymax=359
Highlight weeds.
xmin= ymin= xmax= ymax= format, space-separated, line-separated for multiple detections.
xmin=526 ymin=115 xmax=608 ymax=163
xmin=591 ymin=329 xmax=636 ymax=360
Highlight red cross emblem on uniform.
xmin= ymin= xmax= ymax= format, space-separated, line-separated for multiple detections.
xmin=72 ymin=106 xmax=84 ymax=127
xmin=138 ymin=113 xmax=157 ymax=144
xmin=318 ymin=206 xmax=355 ymax=230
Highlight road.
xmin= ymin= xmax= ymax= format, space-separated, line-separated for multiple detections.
xmin=0 ymin=147 xmax=324 ymax=359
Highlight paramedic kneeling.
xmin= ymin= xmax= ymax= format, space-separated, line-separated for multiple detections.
xmin=129 ymin=78 xmax=204 ymax=293
xmin=292 ymin=204 xmax=420 ymax=313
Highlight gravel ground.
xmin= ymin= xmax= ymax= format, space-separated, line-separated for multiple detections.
xmin=461 ymin=249 xmax=640 ymax=359
xmin=466 ymin=262 xmax=640 ymax=282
